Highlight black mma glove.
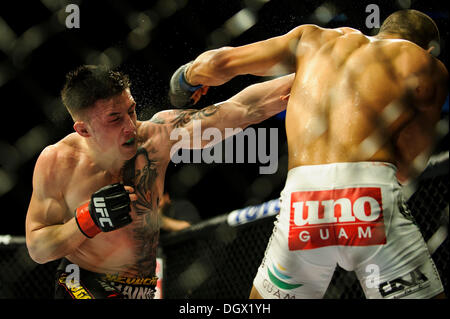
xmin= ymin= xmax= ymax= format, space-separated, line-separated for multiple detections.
xmin=169 ymin=61 xmax=206 ymax=107
xmin=75 ymin=183 xmax=132 ymax=238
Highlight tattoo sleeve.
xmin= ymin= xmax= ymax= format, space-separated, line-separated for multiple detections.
xmin=149 ymin=115 xmax=166 ymax=124
xmin=169 ymin=104 xmax=220 ymax=128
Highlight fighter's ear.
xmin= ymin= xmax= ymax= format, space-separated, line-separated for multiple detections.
xmin=73 ymin=121 xmax=90 ymax=138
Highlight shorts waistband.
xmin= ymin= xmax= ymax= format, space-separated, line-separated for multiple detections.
xmin=57 ymin=258 xmax=157 ymax=287
xmin=101 ymin=274 xmax=158 ymax=287
xmin=284 ymin=162 xmax=398 ymax=191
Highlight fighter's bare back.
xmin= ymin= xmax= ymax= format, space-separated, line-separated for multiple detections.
xmin=285 ymin=26 xmax=447 ymax=179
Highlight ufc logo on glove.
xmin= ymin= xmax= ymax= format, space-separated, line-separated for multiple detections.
xmin=75 ymin=183 xmax=132 ymax=238
xmin=93 ymin=197 xmax=113 ymax=228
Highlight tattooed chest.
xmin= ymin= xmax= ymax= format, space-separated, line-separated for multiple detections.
xmin=122 ymin=148 xmax=160 ymax=213
xmin=121 ymin=147 xmax=161 ymax=276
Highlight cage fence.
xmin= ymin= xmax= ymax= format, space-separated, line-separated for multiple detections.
xmin=0 ymin=0 xmax=448 ymax=300
xmin=0 ymin=154 xmax=448 ymax=299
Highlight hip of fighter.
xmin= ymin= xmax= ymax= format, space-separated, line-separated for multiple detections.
xmin=277 ymin=161 xmax=399 ymax=249
xmin=65 ymin=230 xmax=154 ymax=277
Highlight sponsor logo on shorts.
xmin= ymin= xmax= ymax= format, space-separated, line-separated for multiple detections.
xmin=58 ymin=272 xmax=93 ymax=299
xmin=378 ymin=269 xmax=430 ymax=299
xmin=102 ymin=274 xmax=158 ymax=299
xmin=262 ymin=279 xmax=296 ymax=299
xmin=288 ymin=187 xmax=386 ymax=250
xmin=110 ymin=283 xmax=155 ymax=299
xmin=267 ymin=263 xmax=302 ymax=290
xmin=102 ymin=274 xmax=158 ymax=286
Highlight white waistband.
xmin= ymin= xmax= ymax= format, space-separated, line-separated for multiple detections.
xmin=284 ymin=162 xmax=398 ymax=191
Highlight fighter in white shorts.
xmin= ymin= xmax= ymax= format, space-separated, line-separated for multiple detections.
xmin=253 ymin=162 xmax=442 ymax=298
xmin=169 ymin=9 xmax=448 ymax=298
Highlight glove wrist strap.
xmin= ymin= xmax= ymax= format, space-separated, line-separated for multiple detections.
xmin=75 ymin=202 xmax=101 ymax=238
xmin=179 ymin=68 xmax=203 ymax=92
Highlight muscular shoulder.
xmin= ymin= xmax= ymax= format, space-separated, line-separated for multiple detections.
xmin=288 ymin=24 xmax=359 ymax=36
xmin=296 ymin=25 xmax=364 ymax=48
xmin=148 ymin=110 xmax=178 ymax=124
xmin=386 ymin=41 xmax=442 ymax=75
xmin=136 ymin=117 xmax=176 ymax=156
xmin=33 ymin=134 xmax=82 ymax=198
xmin=393 ymin=42 xmax=447 ymax=97
xmin=147 ymin=108 xmax=215 ymax=128
xmin=336 ymin=27 xmax=362 ymax=35
xmin=379 ymin=43 xmax=448 ymax=116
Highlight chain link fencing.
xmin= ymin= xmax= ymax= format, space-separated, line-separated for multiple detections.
xmin=0 ymin=0 xmax=448 ymax=300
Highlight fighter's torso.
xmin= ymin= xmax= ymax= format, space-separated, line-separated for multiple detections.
xmin=286 ymin=26 xmax=430 ymax=170
xmin=60 ymin=123 xmax=169 ymax=277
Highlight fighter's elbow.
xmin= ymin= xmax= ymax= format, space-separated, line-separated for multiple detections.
xmin=209 ymin=47 xmax=235 ymax=71
xmin=26 ymin=241 xmax=48 ymax=264
xmin=26 ymin=231 xmax=54 ymax=264
xmin=29 ymin=254 xmax=48 ymax=265
xmin=191 ymin=47 xmax=236 ymax=85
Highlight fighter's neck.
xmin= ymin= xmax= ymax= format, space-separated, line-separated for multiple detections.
xmin=82 ymin=139 xmax=127 ymax=179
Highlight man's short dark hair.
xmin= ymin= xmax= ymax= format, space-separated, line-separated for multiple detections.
xmin=61 ymin=65 xmax=131 ymax=119
xmin=379 ymin=9 xmax=440 ymax=50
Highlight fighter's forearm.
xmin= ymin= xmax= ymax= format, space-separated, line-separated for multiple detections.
xmin=185 ymin=47 xmax=291 ymax=87
xmin=228 ymin=73 xmax=294 ymax=125
xmin=167 ymin=74 xmax=293 ymax=151
xmin=185 ymin=48 xmax=237 ymax=86
xmin=26 ymin=218 xmax=87 ymax=264
xmin=185 ymin=27 xmax=304 ymax=87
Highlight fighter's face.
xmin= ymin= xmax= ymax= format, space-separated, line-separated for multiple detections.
xmin=84 ymin=89 xmax=138 ymax=160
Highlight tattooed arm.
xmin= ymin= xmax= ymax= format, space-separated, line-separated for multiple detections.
xmin=151 ymin=74 xmax=293 ymax=150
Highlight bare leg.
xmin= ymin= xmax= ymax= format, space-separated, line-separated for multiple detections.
xmin=249 ymin=285 xmax=264 ymax=299
xmin=433 ymin=292 xmax=446 ymax=299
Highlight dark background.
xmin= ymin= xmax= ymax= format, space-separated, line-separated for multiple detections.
xmin=0 ymin=0 xmax=448 ymax=235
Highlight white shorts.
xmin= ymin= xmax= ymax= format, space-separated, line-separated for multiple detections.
xmin=253 ymin=162 xmax=443 ymax=299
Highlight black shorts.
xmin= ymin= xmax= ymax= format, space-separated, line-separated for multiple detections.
xmin=54 ymin=258 xmax=157 ymax=299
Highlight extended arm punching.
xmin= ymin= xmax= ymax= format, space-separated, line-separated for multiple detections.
xmin=159 ymin=74 xmax=293 ymax=150
xmin=169 ymin=25 xmax=310 ymax=107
